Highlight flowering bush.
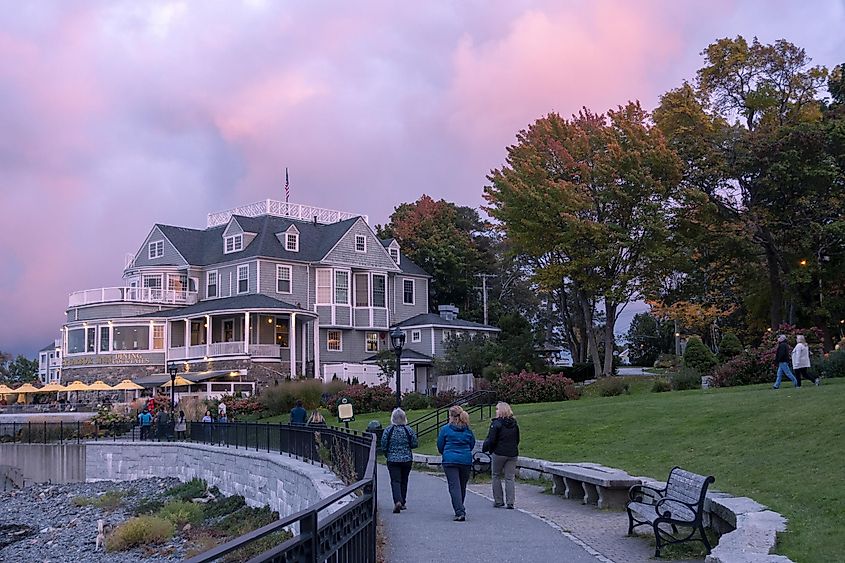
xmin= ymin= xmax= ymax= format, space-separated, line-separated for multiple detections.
xmin=493 ymin=372 xmax=577 ymax=404
xmin=712 ymin=352 xmax=772 ymax=387
xmin=325 ymin=384 xmax=394 ymax=414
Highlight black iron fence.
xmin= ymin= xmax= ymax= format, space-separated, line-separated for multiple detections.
xmin=410 ymin=389 xmax=497 ymax=440
xmin=0 ymin=420 xmax=135 ymax=443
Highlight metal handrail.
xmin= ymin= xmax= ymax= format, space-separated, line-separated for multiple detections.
xmin=409 ymin=390 xmax=496 ymax=440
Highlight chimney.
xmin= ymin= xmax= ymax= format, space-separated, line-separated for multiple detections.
xmin=438 ymin=305 xmax=459 ymax=321
xmin=313 ymin=216 xmax=318 ymax=226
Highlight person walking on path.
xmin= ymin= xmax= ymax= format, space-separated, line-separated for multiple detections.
xmin=792 ymin=335 xmax=819 ymax=387
xmin=290 ymin=400 xmax=308 ymax=425
xmin=437 ymin=406 xmax=475 ymax=521
xmin=382 ymin=408 xmax=419 ymax=514
xmin=174 ymin=410 xmax=187 ymax=440
xmin=773 ymin=335 xmax=799 ymax=389
xmin=482 ymin=401 xmax=520 ymax=509
xmin=138 ymin=409 xmax=153 ymax=441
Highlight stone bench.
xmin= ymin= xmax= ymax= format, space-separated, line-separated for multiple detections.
xmin=544 ymin=462 xmax=642 ymax=509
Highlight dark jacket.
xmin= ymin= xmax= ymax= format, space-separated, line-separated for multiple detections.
xmin=290 ymin=406 xmax=308 ymax=425
xmin=482 ymin=417 xmax=520 ymax=458
xmin=437 ymin=424 xmax=475 ymax=466
xmin=381 ymin=424 xmax=418 ymax=463
xmin=775 ymin=341 xmax=790 ymax=364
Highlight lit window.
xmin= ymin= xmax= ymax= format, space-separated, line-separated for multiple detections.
xmin=366 ymin=332 xmax=379 ymax=352
xmin=411 ymin=330 xmax=421 ymax=343
xmin=276 ymin=318 xmax=289 ymax=348
xmin=207 ymin=271 xmax=218 ymax=298
xmin=335 ymin=271 xmax=349 ymax=304
xmin=403 ymin=279 xmax=415 ymax=305
xmin=237 ymin=265 xmax=249 ymax=294
xmin=148 ymin=240 xmax=164 ymax=260
xmin=355 ymin=235 xmax=366 ymax=253
xmin=285 ymin=233 xmax=299 ymax=252
xmin=152 ymin=326 xmax=164 ymax=350
xmin=327 ymin=330 xmax=342 ymax=351
xmin=225 ymin=234 xmax=243 ymax=254
xmin=277 ymin=265 xmax=292 ymax=293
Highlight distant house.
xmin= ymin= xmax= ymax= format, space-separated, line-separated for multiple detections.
xmin=37 ymin=339 xmax=62 ymax=385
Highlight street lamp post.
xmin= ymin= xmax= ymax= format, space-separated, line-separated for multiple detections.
xmin=167 ymin=361 xmax=178 ymax=413
xmin=390 ymin=328 xmax=406 ymax=408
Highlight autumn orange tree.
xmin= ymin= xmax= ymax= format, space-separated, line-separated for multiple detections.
xmin=485 ymin=102 xmax=682 ymax=376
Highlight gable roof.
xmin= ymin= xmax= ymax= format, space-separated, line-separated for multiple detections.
xmin=379 ymin=239 xmax=429 ymax=277
xmin=394 ymin=313 xmax=500 ymax=331
xmin=39 ymin=342 xmax=56 ymax=352
xmin=139 ymin=294 xmax=313 ymax=318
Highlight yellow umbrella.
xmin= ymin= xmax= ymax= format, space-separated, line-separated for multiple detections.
xmin=40 ymin=382 xmax=67 ymax=392
xmin=14 ymin=383 xmax=41 ymax=393
xmin=64 ymin=380 xmax=91 ymax=392
xmin=112 ymin=379 xmax=144 ymax=391
xmin=87 ymin=381 xmax=113 ymax=391
xmin=0 ymin=384 xmax=14 ymax=394
xmin=161 ymin=376 xmax=193 ymax=387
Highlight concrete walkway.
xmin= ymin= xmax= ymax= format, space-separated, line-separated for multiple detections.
xmin=378 ymin=465 xmax=602 ymax=562
xmin=379 ymin=466 xmax=702 ymax=563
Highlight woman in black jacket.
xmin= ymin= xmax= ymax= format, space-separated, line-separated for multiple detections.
xmin=482 ymin=402 xmax=520 ymax=509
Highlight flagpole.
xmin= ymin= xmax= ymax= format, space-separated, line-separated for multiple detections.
xmin=285 ymin=168 xmax=290 ymax=204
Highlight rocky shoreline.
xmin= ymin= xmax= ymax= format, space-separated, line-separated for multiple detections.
xmin=0 ymin=478 xmax=187 ymax=562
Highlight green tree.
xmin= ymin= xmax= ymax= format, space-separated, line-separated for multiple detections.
xmin=433 ymin=333 xmax=501 ymax=378
xmin=683 ymin=336 xmax=718 ymax=374
xmin=485 ymin=102 xmax=682 ymax=376
xmin=624 ymin=313 xmax=673 ymax=367
xmin=377 ymin=196 xmax=492 ymax=316
xmin=0 ymin=353 xmax=38 ymax=384
xmin=718 ymin=331 xmax=743 ymax=361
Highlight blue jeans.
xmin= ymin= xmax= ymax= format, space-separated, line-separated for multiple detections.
xmin=774 ymin=362 xmax=798 ymax=388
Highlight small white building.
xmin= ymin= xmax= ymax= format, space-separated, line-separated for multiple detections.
xmin=37 ymin=338 xmax=62 ymax=385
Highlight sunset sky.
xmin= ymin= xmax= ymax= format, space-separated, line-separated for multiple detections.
xmin=1 ymin=1 xmax=844 ymax=358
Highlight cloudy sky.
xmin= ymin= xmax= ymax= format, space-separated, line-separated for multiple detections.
xmin=1 ymin=1 xmax=844 ymax=358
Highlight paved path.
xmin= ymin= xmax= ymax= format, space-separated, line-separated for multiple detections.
xmin=616 ymin=367 xmax=647 ymax=376
xmin=379 ymin=466 xmax=702 ymax=563
xmin=378 ymin=465 xmax=602 ymax=563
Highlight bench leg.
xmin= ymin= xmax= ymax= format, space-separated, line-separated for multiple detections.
xmin=563 ymin=477 xmax=584 ymax=501
xmin=582 ymin=482 xmax=598 ymax=505
xmin=551 ymin=474 xmax=566 ymax=496
xmin=700 ymin=524 xmax=712 ymax=554
xmin=596 ymin=486 xmax=628 ymax=509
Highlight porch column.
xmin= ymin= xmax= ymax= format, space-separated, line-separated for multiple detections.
xmin=301 ymin=320 xmax=307 ymax=376
xmin=184 ymin=319 xmax=190 ymax=350
xmin=205 ymin=314 xmax=211 ymax=357
xmin=244 ymin=312 xmax=250 ymax=355
xmin=290 ymin=313 xmax=297 ymax=378
xmin=313 ymin=321 xmax=321 ymax=380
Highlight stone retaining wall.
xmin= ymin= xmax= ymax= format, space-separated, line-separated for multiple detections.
xmin=414 ymin=453 xmax=791 ymax=562
xmin=86 ymin=442 xmax=346 ymax=517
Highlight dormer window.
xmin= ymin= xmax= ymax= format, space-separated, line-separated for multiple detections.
xmin=224 ymin=234 xmax=243 ymax=254
xmin=285 ymin=233 xmax=299 ymax=252
xmin=355 ymin=235 xmax=366 ymax=253
xmin=389 ymin=247 xmax=400 ymax=264
xmin=148 ymin=240 xmax=164 ymax=260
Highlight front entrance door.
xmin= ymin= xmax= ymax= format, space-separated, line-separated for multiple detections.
xmin=223 ymin=319 xmax=235 ymax=342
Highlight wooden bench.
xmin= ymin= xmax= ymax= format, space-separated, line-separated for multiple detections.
xmin=626 ymin=466 xmax=715 ymax=558
xmin=545 ymin=462 xmax=642 ymax=509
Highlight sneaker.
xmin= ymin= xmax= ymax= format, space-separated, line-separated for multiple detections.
xmin=815 ymin=378 xmax=821 ymax=386
xmin=772 ymin=386 xmax=779 ymax=390
xmin=453 ymin=514 xmax=466 ymax=522
xmin=393 ymin=502 xmax=402 ymax=514
xmin=493 ymin=503 xmax=505 ymax=508
xmin=506 ymin=505 xmax=514 ymax=509
xmin=400 ymin=503 xmax=407 ymax=510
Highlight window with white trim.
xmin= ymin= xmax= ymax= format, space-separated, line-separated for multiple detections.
xmin=152 ymin=326 xmax=164 ymax=350
xmin=402 ymin=279 xmax=415 ymax=305
xmin=100 ymin=326 xmax=110 ymax=352
xmin=285 ymin=233 xmax=299 ymax=252
xmin=237 ymin=264 xmax=249 ymax=294
xmin=335 ymin=271 xmax=349 ymax=305
xmin=355 ymin=235 xmax=366 ymax=253
xmin=411 ymin=329 xmax=421 ymax=343
xmin=354 ymin=273 xmax=369 ymax=307
xmin=372 ymin=274 xmax=386 ymax=307
xmin=388 ymin=247 xmax=400 ymax=264
xmin=148 ymin=240 xmax=164 ymax=260
xmin=327 ymin=330 xmax=342 ymax=351
xmin=225 ymin=234 xmax=243 ymax=254
xmin=206 ymin=271 xmax=218 ymax=298
xmin=366 ymin=332 xmax=379 ymax=352
xmin=276 ymin=265 xmax=292 ymax=293
xmin=316 ymin=269 xmax=332 ymax=304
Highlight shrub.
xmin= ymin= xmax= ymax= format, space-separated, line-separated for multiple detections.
xmin=814 ymin=349 xmax=845 ymax=380
xmin=158 ymin=500 xmax=205 ymax=526
xmin=711 ymin=352 xmax=772 ymax=387
xmin=546 ymin=363 xmax=595 ymax=382
xmin=563 ymin=383 xmax=581 ymax=400
xmin=106 ymin=516 xmax=174 ymax=551
xmin=493 ymin=372 xmax=577 ymax=404
xmin=651 ymin=378 xmax=672 ymax=393
xmin=671 ymin=367 xmax=702 ymax=391
xmin=432 ymin=389 xmax=460 ymax=408
xmin=653 ymin=353 xmax=680 ymax=369
xmin=718 ymin=332 xmax=743 ymax=361
xmin=133 ymin=498 xmax=164 ymax=516
xmin=166 ymin=478 xmax=207 ymax=501
xmin=203 ymin=495 xmax=246 ymax=519
xmin=325 ymin=384 xmax=394 ymax=414
xmin=683 ymin=336 xmax=718 ymax=374
xmin=73 ymin=491 xmax=125 ymax=511
xmin=258 ymin=380 xmax=328 ymax=415
xmin=593 ymin=377 xmax=629 ymax=397
xmin=401 ymin=392 xmax=430 ymax=411
xmin=214 ymin=506 xmax=279 ymax=537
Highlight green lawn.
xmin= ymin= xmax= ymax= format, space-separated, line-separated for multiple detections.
xmin=258 ymin=379 xmax=844 ymax=560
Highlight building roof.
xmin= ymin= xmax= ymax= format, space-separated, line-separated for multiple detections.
xmin=394 ymin=314 xmax=500 ymax=331
xmin=133 ymin=369 xmax=248 ymax=388
xmin=39 ymin=342 xmax=56 ymax=352
xmin=378 ymin=239 xmax=430 ymax=276
xmin=363 ymin=349 xmax=433 ymax=363
xmin=139 ymin=294 xmax=314 ymax=318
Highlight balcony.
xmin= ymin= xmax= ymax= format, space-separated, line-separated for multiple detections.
xmin=206 ymin=200 xmax=368 ymax=227
xmin=68 ymin=287 xmax=199 ymax=308
xmin=167 ymin=343 xmax=283 ymax=360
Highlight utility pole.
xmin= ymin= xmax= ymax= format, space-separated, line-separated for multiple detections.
xmin=475 ymin=274 xmax=495 ymax=325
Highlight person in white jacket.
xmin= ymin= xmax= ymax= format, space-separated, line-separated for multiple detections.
xmin=791 ymin=335 xmax=819 ymax=387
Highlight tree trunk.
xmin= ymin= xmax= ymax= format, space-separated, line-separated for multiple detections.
xmin=603 ymin=302 xmax=617 ymax=376
xmin=760 ymin=230 xmax=785 ymax=329
xmin=578 ymin=291 xmax=602 ymax=377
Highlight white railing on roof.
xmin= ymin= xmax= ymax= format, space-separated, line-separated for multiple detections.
xmin=206 ymin=199 xmax=368 ymax=228
xmin=68 ymin=287 xmax=198 ymax=307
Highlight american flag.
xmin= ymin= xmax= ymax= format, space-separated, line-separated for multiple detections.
xmin=285 ymin=168 xmax=290 ymax=203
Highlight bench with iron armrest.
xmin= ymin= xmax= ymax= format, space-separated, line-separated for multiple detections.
xmin=626 ymin=466 xmax=715 ymax=558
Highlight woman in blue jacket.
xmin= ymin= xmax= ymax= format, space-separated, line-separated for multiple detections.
xmin=437 ymin=406 xmax=475 ymax=521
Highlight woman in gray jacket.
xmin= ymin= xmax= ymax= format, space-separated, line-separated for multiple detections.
xmin=381 ymin=408 xmax=418 ymax=513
